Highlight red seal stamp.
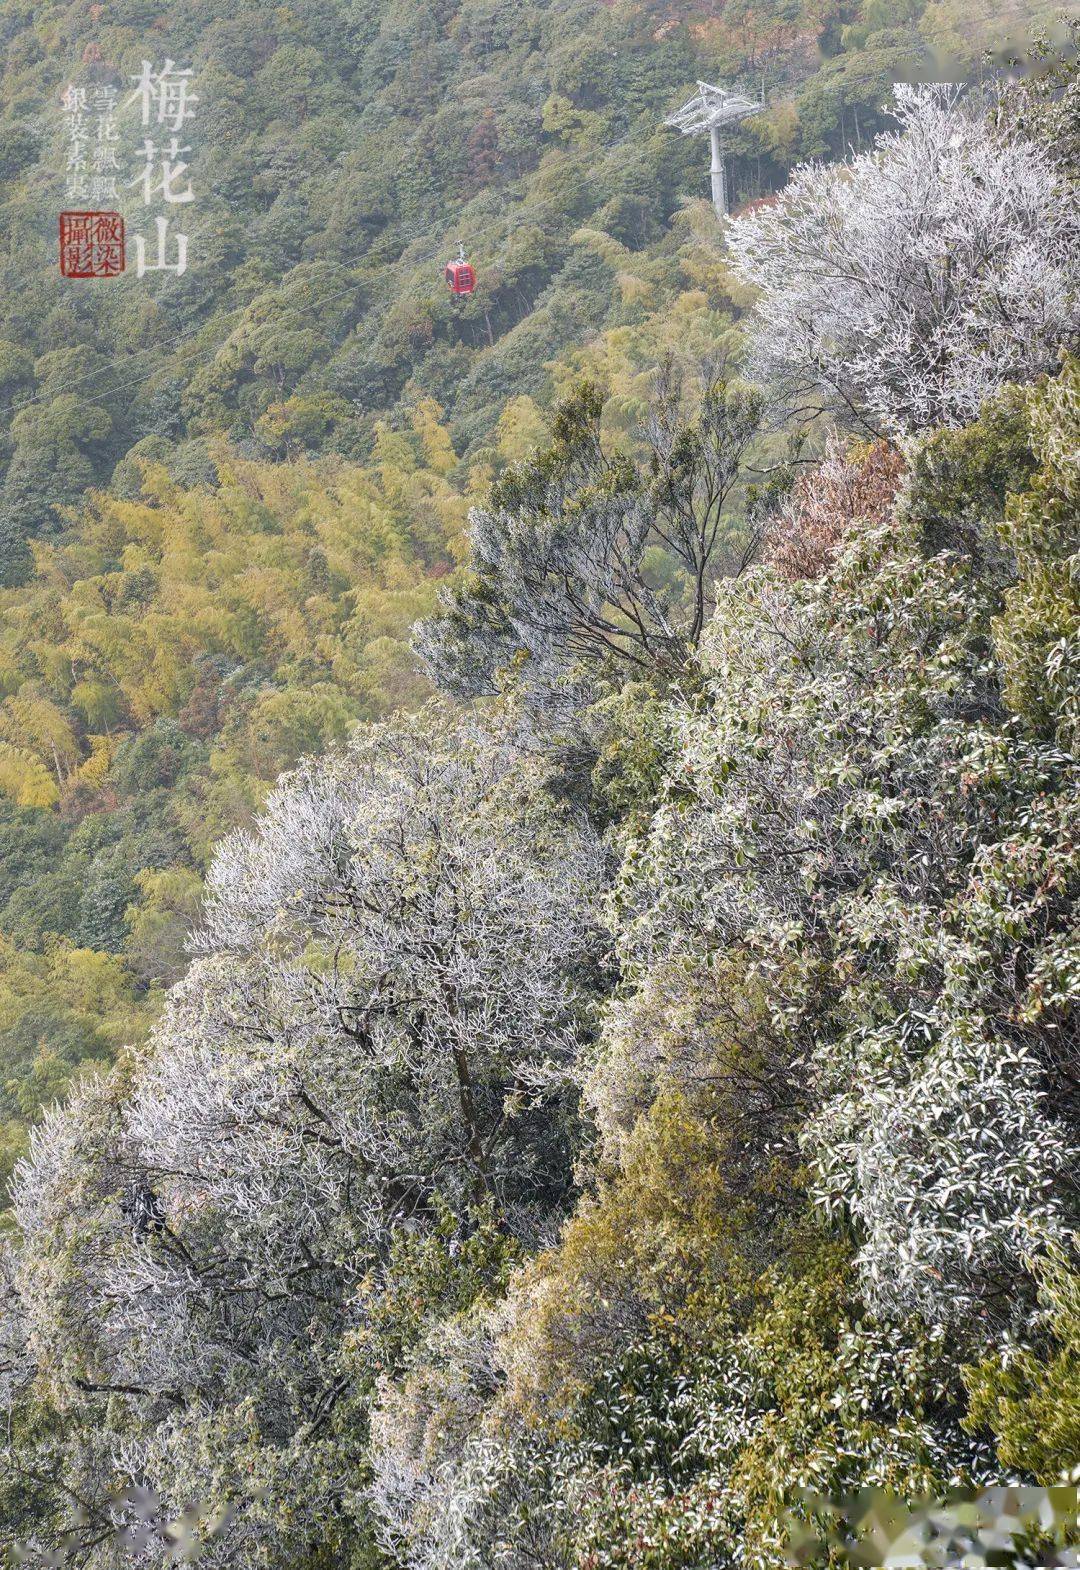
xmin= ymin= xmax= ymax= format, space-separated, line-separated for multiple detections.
xmin=59 ymin=211 xmax=126 ymax=278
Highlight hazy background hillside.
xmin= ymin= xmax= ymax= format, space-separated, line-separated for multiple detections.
xmin=0 ymin=0 xmax=1057 ymax=525
xmin=0 ymin=0 xmax=1060 ymax=1192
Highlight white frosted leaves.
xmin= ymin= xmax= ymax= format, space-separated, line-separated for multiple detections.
xmin=728 ymin=84 xmax=1080 ymax=435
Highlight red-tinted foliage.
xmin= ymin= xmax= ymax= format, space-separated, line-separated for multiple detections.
xmin=767 ymin=440 xmax=904 ymax=581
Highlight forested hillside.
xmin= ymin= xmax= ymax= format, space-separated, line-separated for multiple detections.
xmin=2 ymin=2 xmax=1079 ymax=1567
xmin=0 ymin=0 xmax=1058 ymax=1196
xmin=0 ymin=0 xmax=1056 ymax=570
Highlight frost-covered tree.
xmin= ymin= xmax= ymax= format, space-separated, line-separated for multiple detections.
xmin=597 ymin=365 xmax=1080 ymax=1334
xmin=3 ymin=706 xmax=604 ymax=1566
xmin=728 ymin=83 xmax=1080 ymax=436
xmin=366 ymin=362 xmax=1080 ymax=1570
xmin=368 ymin=1151 xmax=995 ymax=1570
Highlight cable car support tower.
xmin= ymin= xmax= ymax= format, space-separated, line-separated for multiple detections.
xmin=664 ymin=82 xmax=765 ymax=220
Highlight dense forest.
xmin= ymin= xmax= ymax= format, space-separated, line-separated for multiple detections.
xmin=0 ymin=0 xmax=1062 ymax=1190
xmin=2 ymin=0 xmax=1079 ymax=1565
xmin=0 ymin=0 xmax=1066 ymax=1183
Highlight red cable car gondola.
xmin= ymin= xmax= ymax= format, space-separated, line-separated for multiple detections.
xmin=444 ymin=244 xmax=476 ymax=296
